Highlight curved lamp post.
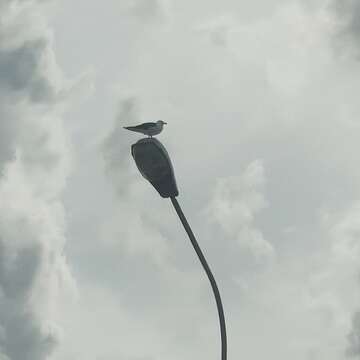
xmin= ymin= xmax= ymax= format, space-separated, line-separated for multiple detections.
xmin=131 ymin=137 xmax=227 ymax=360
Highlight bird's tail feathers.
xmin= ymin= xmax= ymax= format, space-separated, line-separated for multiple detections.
xmin=123 ymin=126 xmax=143 ymax=133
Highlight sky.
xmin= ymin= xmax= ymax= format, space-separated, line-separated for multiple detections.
xmin=1 ymin=0 xmax=360 ymax=359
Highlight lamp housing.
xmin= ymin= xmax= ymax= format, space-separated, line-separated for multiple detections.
xmin=131 ymin=138 xmax=179 ymax=198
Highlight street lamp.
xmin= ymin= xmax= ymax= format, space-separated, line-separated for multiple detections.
xmin=131 ymin=137 xmax=227 ymax=360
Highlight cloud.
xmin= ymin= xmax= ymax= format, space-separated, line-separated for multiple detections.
xmin=195 ymin=15 xmax=238 ymax=47
xmin=332 ymin=0 xmax=360 ymax=56
xmin=0 ymin=153 xmax=72 ymax=360
xmin=318 ymin=203 xmax=360 ymax=358
xmin=101 ymin=97 xmax=142 ymax=195
xmin=128 ymin=0 xmax=167 ymax=21
xmin=0 ymin=0 xmax=75 ymax=359
xmin=347 ymin=311 xmax=360 ymax=357
xmin=206 ymin=160 xmax=275 ymax=262
xmin=0 ymin=39 xmax=55 ymax=102
xmin=0 ymin=113 xmax=17 ymax=176
xmin=329 ymin=203 xmax=360 ymax=262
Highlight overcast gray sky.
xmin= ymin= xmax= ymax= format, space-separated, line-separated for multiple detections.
xmin=1 ymin=0 xmax=360 ymax=359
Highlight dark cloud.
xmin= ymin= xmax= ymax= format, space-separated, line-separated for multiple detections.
xmin=0 ymin=39 xmax=56 ymax=103
xmin=0 ymin=226 xmax=59 ymax=360
xmin=347 ymin=311 xmax=360 ymax=357
xmin=0 ymin=111 xmax=18 ymax=176
xmin=333 ymin=0 xmax=360 ymax=55
xmin=0 ymin=240 xmax=41 ymax=298
xmin=0 ymin=8 xmax=60 ymax=173
xmin=3 ymin=316 xmax=57 ymax=360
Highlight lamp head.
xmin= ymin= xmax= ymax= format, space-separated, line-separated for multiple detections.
xmin=131 ymin=138 xmax=178 ymax=198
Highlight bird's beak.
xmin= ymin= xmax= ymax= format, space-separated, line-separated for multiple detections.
xmin=164 ymin=122 xmax=167 ymax=125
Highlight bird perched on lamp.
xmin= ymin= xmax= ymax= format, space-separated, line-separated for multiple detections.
xmin=123 ymin=120 xmax=167 ymax=137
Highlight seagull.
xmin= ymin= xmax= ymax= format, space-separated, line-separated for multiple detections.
xmin=123 ymin=120 xmax=167 ymax=137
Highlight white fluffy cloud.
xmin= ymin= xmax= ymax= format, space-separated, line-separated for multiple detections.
xmin=0 ymin=1 xmax=74 ymax=359
xmin=206 ymin=160 xmax=274 ymax=262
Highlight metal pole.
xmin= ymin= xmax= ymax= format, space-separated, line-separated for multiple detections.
xmin=170 ymin=196 xmax=227 ymax=360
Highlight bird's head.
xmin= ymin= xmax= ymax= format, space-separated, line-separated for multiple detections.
xmin=157 ymin=120 xmax=167 ymax=126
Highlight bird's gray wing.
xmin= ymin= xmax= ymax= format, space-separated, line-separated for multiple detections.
xmin=132 ymin=122 xmax=156 ymax=130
